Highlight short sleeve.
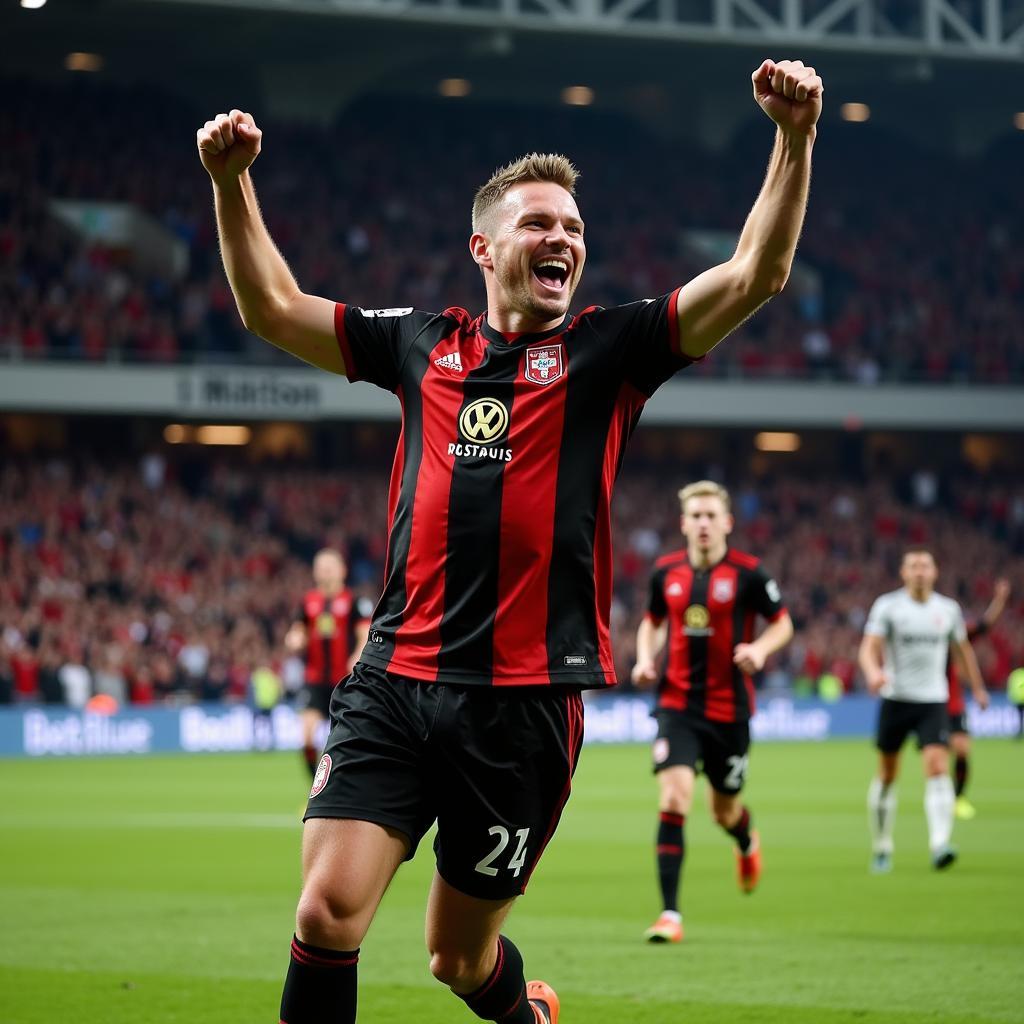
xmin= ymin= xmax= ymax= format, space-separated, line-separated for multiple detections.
xmin=646 ymin=566 xmax=669 ymax=624
xmin=748 ymin=565 xmax=787 ymax=621
xmin=950 ymin=602 xmax=968 ymax=643
xmin=334 ymin=304 xmax=437 ymax=393
xmin=864 ymin=596 xmax=891 ymax=638
xmin=579 ymin=288 xmax=696 ymax=397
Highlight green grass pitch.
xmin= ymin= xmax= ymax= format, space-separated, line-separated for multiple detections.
xmin=2 ymin=739 xmax=1022 ymax=1023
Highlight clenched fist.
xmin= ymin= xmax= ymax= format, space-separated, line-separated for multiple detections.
xmin=752 ymin=59 xmax=823 ymax=136
xmin=197 ymin=109 xmax=262 ymax=184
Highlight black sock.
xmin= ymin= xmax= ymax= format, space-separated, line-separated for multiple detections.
xmin=954 ymin=755 xmax=969 ymax=797
xmin=725 ymin=806 xmax=753 ymax=853
xmin=303 ymin=744 xmax=319 ymax=779
xmin=656 ymin=811 xmax=685 ymax=913
xmin=459 ymin=935 xmax=536 ymax=1023
xmin=280 ymin=935 xmax=358 ymax=1024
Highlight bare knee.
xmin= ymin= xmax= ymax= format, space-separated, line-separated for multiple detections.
xmin=657 ymin=769 xmax=694 ymax=817
xmin=922 ymin=746 xmax=949 ymax=777
xmin=428 ymin=946 xmax=493 ymax=993
xmin=295 ymin=885 xmax=369 ymax=951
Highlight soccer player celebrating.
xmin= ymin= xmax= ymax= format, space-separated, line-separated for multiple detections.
xmin=947 ymin=578 xmax=1010 ymax=819
xmin=197 ymin=57 xmax=823 ymax=1024
xmin=284 ymin=548 xmax=371 ymax=779
xmin=859 ymin=550 xmax=989 ymax=874
xmin=631 ymin=481 xmax=793 ymax=944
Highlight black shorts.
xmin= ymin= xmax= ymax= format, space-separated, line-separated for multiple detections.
xmin=876 ymin=699 xmax=949 ymax=753
xmin=298 ymin=682 xmax=334 ymax=718
xmin=305 ymin=661 xmax=585 ymax=900
xmin=948 ymin=711 xmax=968 ymax=736
xmin=651 ymin=709 xmax=751 ymax=795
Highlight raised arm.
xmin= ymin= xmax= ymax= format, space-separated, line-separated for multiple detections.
xmin=197 ymin=110 xmax=344 ymax=374
xmin=981 ymin=578 xmax=1011 ymax=631
xmin=676 ymin=60 xmax=823 ymax=359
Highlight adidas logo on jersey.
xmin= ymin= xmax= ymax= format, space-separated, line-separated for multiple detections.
xmin=434 ymin=351 xmax=464 ymax=374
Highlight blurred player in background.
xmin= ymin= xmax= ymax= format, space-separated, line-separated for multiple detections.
xmin=198 ymin=56 xmax=823 ymax=1024
xmin=284 ymin=549 xmax=370 ymax=779
xmin=632 ymin=481 xmax=793 ymax=944
xmin=948 ymin=578 xmax=1010 ymax=819
xmin=859 ymin=550 xmax=989 ymax=874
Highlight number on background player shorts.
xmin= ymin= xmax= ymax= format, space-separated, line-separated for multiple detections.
xmin=305 ymin=662 xmax=585 ymax=899
xmin=652 ymin=709 xmax=751 ymax=794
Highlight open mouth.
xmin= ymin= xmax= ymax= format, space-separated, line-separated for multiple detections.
xmin=532 ymin=258 xmax=570 ymax=293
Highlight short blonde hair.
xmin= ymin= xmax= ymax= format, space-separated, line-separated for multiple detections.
xmin=472 ymin=153 xmax=579 ymax=233
xmin=678 ymin=481 xmax=732 ymax=514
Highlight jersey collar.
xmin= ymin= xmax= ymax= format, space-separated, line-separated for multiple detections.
xmin=478 ymin=312 xmax=572 ymax=348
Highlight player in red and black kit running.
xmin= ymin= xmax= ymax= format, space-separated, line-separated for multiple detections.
xmin=632 ymin=481 xmax=793 ymax=944
xmin=285 ymin=548 xmax=371 ymax=779
xmin=947 ymin=578 xmax=1010 ymax=820
xmin=198 ymin=57 xmax=823 ymax=1024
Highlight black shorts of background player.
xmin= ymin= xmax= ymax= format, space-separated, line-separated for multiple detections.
xmin=198 ymin=63 xmax=822 ymax=1024
xmin=632 ymin=481 xmax=793 ymax=944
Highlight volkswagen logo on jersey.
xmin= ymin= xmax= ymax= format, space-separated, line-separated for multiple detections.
xmin=460 ymin=398 xmax=509 ymax=442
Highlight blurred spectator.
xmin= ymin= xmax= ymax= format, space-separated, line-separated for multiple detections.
xmin=1 ymin=77 xmax=1022 ymax=382
xmin=1 ymin=452 xmax=1021 ymax=704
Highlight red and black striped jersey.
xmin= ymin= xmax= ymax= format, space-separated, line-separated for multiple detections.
xmin=335 ymin=292 xmax=694 ymax=688
xmin=946 ymin=620 xmax=984 ymax=715
xmin=646 ymin=547 xmax=787 ymax=722
xmin=297 ymin=588 xmax=368 ymax=686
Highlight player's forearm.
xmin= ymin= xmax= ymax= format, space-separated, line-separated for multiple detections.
xmin=731 ymin=129 xmax=814 ymax=298
xmin=752 ymin=615 xmax=794 ymax=659
xmin=958 ymin=643 xmax=986 ymax=694
xmin=858 ymin=637 xmax=883 ymax=677
xmin=636 ymin=619 xmax=667 ymax=664
xmin=213 ymin=171 xmax=301 ymax=336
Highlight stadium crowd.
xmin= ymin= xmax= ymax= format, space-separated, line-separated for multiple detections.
xmin=2 ymin=76 xmax=1023 ymax=382
xmin=1 ymin=454 xmax=1021 ymax=707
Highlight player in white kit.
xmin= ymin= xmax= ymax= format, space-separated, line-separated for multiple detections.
xmin=858 ymin=549 xmax=989 ymax=873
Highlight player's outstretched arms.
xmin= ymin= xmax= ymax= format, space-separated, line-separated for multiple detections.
xmin=675 ymin=59 xmax=823 ymax=360
xmin=197 ymin=110 xmax=345 ymax=375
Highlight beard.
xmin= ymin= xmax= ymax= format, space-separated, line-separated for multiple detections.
xmin=492 ymin=253 xmax=576 ymax=323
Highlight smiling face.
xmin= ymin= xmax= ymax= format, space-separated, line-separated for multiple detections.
xmin=471 ymin=181 xmax=586 ymax=331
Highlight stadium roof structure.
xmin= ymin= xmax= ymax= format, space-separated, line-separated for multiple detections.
xmin=149 ymin=0 xmax=1024 ymax=60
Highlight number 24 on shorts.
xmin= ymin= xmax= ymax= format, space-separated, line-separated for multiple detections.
xmin=475 ymin=826 xmax=531 ymax=877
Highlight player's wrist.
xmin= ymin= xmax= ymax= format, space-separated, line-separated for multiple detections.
xmin=777 ymin=124 xmax=817 ymax=148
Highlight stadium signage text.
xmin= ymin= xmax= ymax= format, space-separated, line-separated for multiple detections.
xmin=0 ymin=697 xmax=1017 ymax=758
xmin=177 ymin=374 xmax=322 ymax=412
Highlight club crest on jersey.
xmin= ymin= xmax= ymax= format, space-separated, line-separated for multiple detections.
xmin=712 ymin=578 xmax=735 ymax=603
xmin=309 ymin=754 xmax=332 ymax=798
xmin=525 ymin=343 xmax=564 ymax=386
